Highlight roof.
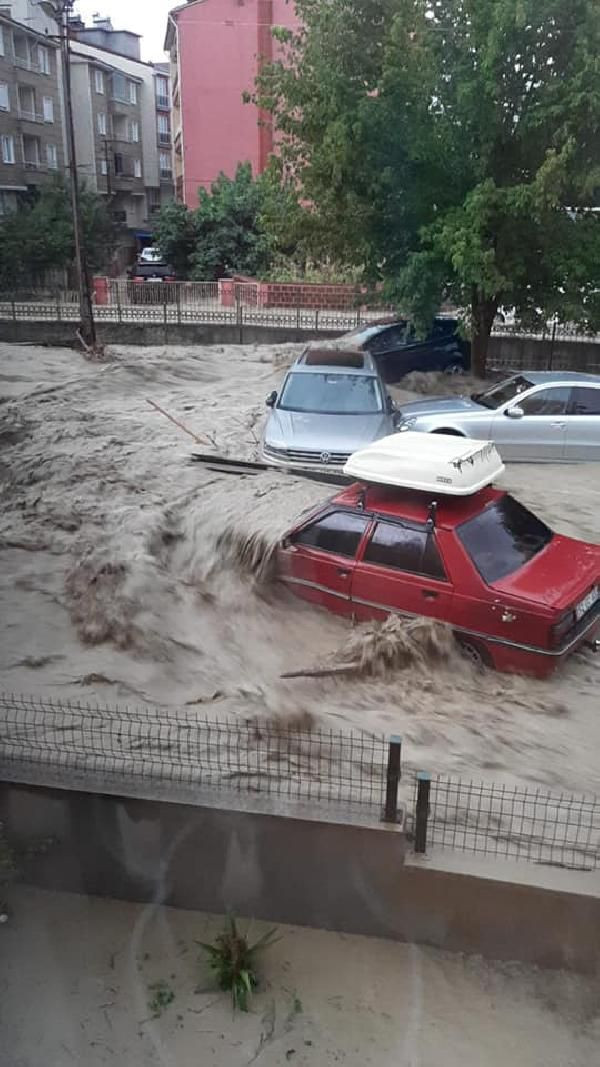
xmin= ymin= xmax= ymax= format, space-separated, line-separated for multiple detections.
xmin=523 ymin=371 xmax=600 ymax=385
xmin=292 ymin=347 xmax=378 ymax=376
xmin=343 ymin=433 xmax=505 ymax=495
xmin=331 ymin=482 xmax=502 ymax=529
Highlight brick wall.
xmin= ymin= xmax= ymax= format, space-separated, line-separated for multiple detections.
xmin=231 ymin=276 xmax=384 ymax=311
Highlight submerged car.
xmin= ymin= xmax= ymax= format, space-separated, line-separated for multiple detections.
xmin=262 ymin=346 xmax=398 ymax=468
xmin=277 ymin=433 xmax=600 ymax=677
xmin=338 ymin=316 xmax=470 ymax=382
xmin=395 ymin=371 xmax=600 ymax=461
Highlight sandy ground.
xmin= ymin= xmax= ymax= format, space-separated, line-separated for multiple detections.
xmin=1 ymin=342 xmax=600 ymax=796
xmin=0 ymin=886 xmax=598 ymax=1067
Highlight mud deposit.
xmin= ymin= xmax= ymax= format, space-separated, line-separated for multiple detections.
xmin=1 ymin=342 xmax=599 ymax=793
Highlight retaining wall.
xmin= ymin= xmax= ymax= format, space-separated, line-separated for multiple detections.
xmin=2 ymin=781 xmax=598 ymax=974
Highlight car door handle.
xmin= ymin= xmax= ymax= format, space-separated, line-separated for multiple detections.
xmin=421 ymin=589 xmax=439 ymax=599
xmin=337 ymin=568 xmax=350 ymax=578
xmin=551 ymin=421 xmax=566 ymax=429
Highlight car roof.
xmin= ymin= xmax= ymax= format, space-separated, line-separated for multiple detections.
xmin=520 ymin=371 xmax=600 ymax=385
xmin=329 ymin=482 xmax=503 ymax=528
xmin=291 ymin=347 xmax=379 ymax=376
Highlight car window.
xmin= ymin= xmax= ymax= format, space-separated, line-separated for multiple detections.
xmin=518 ymin=387 xmax=570 ymax=416
xmin=457 ymin=495 xmax=553 ymax=583
xmin=568 ymin=386 xmax=600 ymax=415
xmin=293 ymin=511 xmax=368 ymax=556
xmin=473 ymin=375 xmax=533 ymax=409
xmin=363 ymin=521 xmax=447 ymax=580
xmin=368 ymin=324 xmax=408 ymax=353
xmin=278 ymin=372 xmax=383 ymax=414
xmin=430 ymin=318 xmax=458 ymax=340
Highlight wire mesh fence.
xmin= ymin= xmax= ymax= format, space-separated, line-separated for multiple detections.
xmin=409 ymin=773 xmax=600 ymax=871
xmin=0 ymin=694 xmax=389 ymax=811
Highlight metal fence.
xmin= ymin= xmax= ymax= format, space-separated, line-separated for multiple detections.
xmin=0 ymin=694 xmax=389 ymax=811
xmin=410 ymin=773 xmax=600 ymax=871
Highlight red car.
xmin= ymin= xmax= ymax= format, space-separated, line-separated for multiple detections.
xmin=277 ymin=481 xmax=600 ymax=677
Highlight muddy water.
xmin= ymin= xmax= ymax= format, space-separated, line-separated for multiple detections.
xmin=1 ymin=342 xmax=599 ymax=795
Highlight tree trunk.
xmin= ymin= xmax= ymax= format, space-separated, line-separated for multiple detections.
xmin=471 ymin=289 xmax=498 ymax=378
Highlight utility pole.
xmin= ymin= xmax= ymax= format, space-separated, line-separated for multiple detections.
xmin=41 ymin=0 xmax=97 ymax=347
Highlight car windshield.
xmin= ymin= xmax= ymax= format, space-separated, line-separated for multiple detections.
xmin=457 ymin=494 xmax=553 ymax=583
xmin=472 ymin=375 xmax=534 ymax=409
xmin=278 ymin=372 xmax=383 ymax=414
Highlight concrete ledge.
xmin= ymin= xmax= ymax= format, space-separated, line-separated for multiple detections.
xmin=1 ymin=781 xmax=598 ymax=974
xmin=0 ymin=319 xmax=342 ymax=347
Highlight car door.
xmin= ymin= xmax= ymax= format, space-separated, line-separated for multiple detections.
xmin=564 ymin=385 xmax=600 ymax=460
xmin=489 ymin=385 xmax=571 ymax=460
xmin=350 ymin=518 xmax=454 ymax=623
xmin=278 ymin=509 xmax=369 ymax=616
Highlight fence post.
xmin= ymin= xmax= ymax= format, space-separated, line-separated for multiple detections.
xmin=548 ymin=319 xmax=557 ymax=371
xmin=117 ymin=284 xmax=122 ymax=324
xmin=56 ymin=287 xmax=61 ymax=322
xmin=176 ymin=283 xmax=181 ymax=326
xmin=237 ymin=288 xmax=243 ymax=343
xmin=11 ymin=295 xmax=16 ymax=322
xmin=383 ymin=734 xmax=402 ymax=823
xmin=315 ymin=307 xmax=319 ymax=332
xmin=414 ymin=772 xmax=431 ymax=853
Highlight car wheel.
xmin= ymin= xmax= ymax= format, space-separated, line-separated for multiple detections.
xmin=431 ymin=428 xmax=464 ymax=436
xmin=456 ymin=636 xmax=492 ymax=670
xmin=443 ymin=361 xmax=465 ymax=375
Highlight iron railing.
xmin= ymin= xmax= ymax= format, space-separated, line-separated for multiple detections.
xmin=0 ymin=694 xmax=389 ymax=812
xmin=410 ymin=773 xmax=600 ymax=871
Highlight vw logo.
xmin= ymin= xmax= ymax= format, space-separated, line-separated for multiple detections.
xmin=320 ymin=452 xmax=331 ymax=464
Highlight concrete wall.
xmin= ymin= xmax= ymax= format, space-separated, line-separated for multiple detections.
xmin=2 ymin=781 xmax=599 ymax=975
xmin=0 ymin=319 xmax=342 ymax=347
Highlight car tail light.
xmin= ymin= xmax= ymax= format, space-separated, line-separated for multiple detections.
xmin=551 ymin=609 xmax=575 ymax=648
xmin=165 ymin=276 xmax=175 ymax=282
xmin=133 ymin=277 xmax=143 ymax=284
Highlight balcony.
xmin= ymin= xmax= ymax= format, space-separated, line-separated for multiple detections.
xmin=18 ymin=108 xmax=44 ymax=124
xmin=156 ymin=94 xmax=170 ymax=109
xmin=160 ymin=168 xmax=173 ymax=181
xmin=14 ymin=55 xmax=41 ymax=73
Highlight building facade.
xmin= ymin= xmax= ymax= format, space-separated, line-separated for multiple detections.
xmin=0 ymin=11 xmax=66 ymax=214
xmin=166 ymin=0 xmax=299 ymax=208
xmin=68 ymin=16 xmax=174 ymax=257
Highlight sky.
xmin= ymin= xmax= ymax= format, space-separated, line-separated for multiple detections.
xmin=74 ymin=0 xmax=174 ymax=62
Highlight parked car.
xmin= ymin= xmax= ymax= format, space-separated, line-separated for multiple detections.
xmin=262 ymin=346 xmax=398 ymax=468
xmin=277 ymin=433 xmax=600 ymax=677
xmin=127 ymin=262 xmax=177 ymax=303
xmin=394 ymin=371 xmax=600 ymax=460
xmin=338 ymin=316 xmax=470 ymax=381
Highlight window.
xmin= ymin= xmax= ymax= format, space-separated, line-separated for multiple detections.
xmin=157 ymin=113 xmax=171 ymax=144
xmin=293 ymin=511 xmax=368 ymax=557
xmin=156 ymin=75 xmax=169 ymax=107
xmin=94 ymin=69 xmax=104 ymax=94
xmin=1 ymin=134 xmax=15 ymax=163
xmin=368 ymin=323 xmax=409 ymax=354
xmin=569 ymin=387 xmax=600 ymax=416
xmin=128 ymin=80 xmax=137 ymax=104
xmin=474 ymin=375 xmax=534 ymax=410
xmin=457 ymin=495 xmax=553 ymax=584
xmin=0 ymin=82 xmax=9 ymax=111
xmin=38 ymin=45 xmax=50 ymax=75
xmin=518 ymin=387 xmax=570 ymax=416
xmin=42 ymin=96 xmax=54 ymax=123
xmin=364 ymin=521 xmax=447 ymax=580
xmin=133 ymin=158 xmax=142 ymax=178
xmin=100 ymin=158 xmax=108 ymax=175
xmin=159 ymin=150 xmax=172 ymax=177
xmin=279 ymin=373 xmax=383 ymax=414
xmin=0 ymin=26 xmax=4 ymax=57
xmin=129 ymin=120 xmax=139 ymax=143
xmin=97 ymin=112 xmax=107 ymax=136
xmin=46 ymin=143 xmax=58 ymax=169
xmin=114 ymin=152 xmax=124 ymax=175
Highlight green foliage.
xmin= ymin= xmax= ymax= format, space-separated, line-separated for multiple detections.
xmin=255 ymin=0 xmax=600 ymax=372
xmin=0 ymin=176 xmax=115 ymax=288
xmin=147 ymin=979 xmax=175 ymax=1018
xmin=153 ymin=163 xmax=287 ymax=281
xmin=199 ymin=916 xmax=279 ymax=1012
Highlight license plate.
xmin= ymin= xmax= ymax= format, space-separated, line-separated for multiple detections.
xmin=575 ymin=587 xmax=599 ymax=621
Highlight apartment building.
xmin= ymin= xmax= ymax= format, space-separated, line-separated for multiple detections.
xmin=68 ymin=16 xmax=175 ymax=248
xmin=166 ymin=0 xmax=299 ymax=207
xmin=0 ymin=10 xmax=65 ymax=213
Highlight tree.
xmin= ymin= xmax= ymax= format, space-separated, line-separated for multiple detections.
xmin=256 ymin=0 xmax=600 ymax=373
xmin=0 ymin=176 xmax=115 ymax=289
xmin=154 ymin=163 xmax=279 ymax=281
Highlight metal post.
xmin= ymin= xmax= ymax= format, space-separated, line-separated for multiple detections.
xmin=383 ymin=735 xmax=402 ymax=823
xmin=414 ymin=772 xmax=431 ymax=854
xmin=548 ymin=318 xmax=557 ymax=371
xmin=11 ymin=296 xmax=16 ymax=323
xmin=315 ymin=307 xmax=319 ymax=332
xmin=176 ymin=283 xmax=181 ymax=325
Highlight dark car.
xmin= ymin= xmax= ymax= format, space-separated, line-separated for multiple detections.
xmin=339 ymin=317 xmax=471 ymax=382
xmin=127 ymin=262 xmax=177 ymax=304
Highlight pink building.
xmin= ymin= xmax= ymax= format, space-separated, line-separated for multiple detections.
xmin=165 ymin=0 xmax=298 ymax=207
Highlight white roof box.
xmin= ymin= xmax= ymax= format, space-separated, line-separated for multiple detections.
xmin=343 ymin=432 xmax=505 ymax=495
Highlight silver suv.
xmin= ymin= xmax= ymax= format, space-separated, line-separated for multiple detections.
xmin=262 ymin=347 xmax=397 ymax=467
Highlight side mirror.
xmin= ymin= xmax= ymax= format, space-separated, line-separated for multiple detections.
xmin=505 ymin=405 xmax=524 ymax=419
xmin=265 ymin=391 xmax=277 ymax=408
xmin=386 ymin=394 xmax=395 ymax=414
